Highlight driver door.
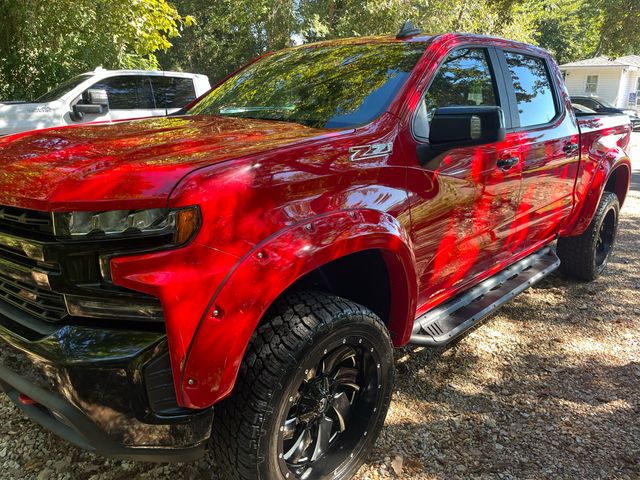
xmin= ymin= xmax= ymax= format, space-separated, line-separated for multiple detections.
xmin=404 ymin=46 xmax=524 ymax=309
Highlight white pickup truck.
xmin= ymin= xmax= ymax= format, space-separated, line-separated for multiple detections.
xmin=0 ymin=68 xmax=210 ymax=136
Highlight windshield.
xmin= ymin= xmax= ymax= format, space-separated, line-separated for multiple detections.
xmin=188 ymin=42 xmax=427 ymax=129
xmin=35 ymin=74 xmax=92 ymax=103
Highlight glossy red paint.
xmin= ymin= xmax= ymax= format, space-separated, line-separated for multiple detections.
xmin=559 ymin=116 xmax=632 ymax=236
xmin=0 ymin=115 xmax=341 ymax=211
xmin=0 ymin=34 xmax=631 ymax=409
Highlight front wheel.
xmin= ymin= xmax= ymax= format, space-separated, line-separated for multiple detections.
xmin=211 ymin=291 xmax=394 ymax=480
xmin=557 ymin=191 xmax=620 ymax=281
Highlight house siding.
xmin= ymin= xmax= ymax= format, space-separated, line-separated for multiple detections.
xmin=563 ymin=67 xmax=625 ymax=106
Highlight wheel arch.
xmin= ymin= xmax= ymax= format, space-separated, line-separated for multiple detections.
xmin=604 ymin=162 xmax=631 ymax=207
xmin=560 ymin=154 xmax=631 ymax=237
xmin=180 ymin=209 xmax=418 ymax=409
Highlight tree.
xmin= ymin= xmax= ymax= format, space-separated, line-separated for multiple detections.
xmin=0 ymin=0 xmax=193 ymax=100
xmin=595 ymin=0 xmax=640 ymax=56
xmin=158 ymin=0 xmax=296 ymax=85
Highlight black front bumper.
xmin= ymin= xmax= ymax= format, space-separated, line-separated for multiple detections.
xmin=0 ymin=302 xmax=213 ymax=462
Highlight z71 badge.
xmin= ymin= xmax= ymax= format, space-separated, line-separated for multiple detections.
xmin=349 ymin=142 xmax=393 ymax=161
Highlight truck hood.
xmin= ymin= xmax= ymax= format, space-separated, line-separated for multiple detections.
xmin=0 ymin=115 xmax=330 ymax=211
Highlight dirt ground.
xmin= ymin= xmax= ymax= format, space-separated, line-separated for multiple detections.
xmin=1 ymin=135 xmax=639 ymax=480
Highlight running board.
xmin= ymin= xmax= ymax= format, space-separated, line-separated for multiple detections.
xmin=410 ymin=246 xmax=560 ymax=346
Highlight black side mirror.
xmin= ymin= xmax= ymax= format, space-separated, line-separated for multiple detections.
xmin=417 ymin=106 xmax=506 ymax=166
xmin=71 ymin=88 xmax=110 ymax=120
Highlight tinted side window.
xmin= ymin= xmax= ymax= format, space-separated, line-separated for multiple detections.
xmin=425 ymin=49 xmax=497 ymax=112
xmin=504 ymin=52 xmax=557 ymax=127
xmin=414 ymin=48 xmax=498 ymax=138
xmin=91 ymin=76 xmax=155 ymax=110
xmin=151 ymin=77 xmax=196 ymax=109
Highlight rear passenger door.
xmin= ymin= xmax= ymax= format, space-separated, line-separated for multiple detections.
xmin=150 ymin=76 xmax=197 ymax=115
xmin=497 ymin=49 xmax=580 ymax=250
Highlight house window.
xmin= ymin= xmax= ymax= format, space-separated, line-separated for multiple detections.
xmin=586 ymin=75 xmax=598 ymax=93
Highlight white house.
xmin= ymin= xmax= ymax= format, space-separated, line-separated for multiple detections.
xmin=560 ymin=55 xmax=640 ymax=111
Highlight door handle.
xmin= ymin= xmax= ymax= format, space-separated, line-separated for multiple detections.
xmin=497 ymin=157 xmax=519 ymax=171
xmin=563 ymin=142 xmax=579 ymax=156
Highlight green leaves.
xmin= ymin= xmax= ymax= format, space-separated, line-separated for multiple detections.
xmin=0 ymin=0 xmax=191 ymax=100
xmin=0 ymin=0 xmax=637 ymax=103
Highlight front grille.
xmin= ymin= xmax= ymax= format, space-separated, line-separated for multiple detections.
xmin=0 ymin=271 xmax=67 ymax=322
xmin=0 ymin=206 xmax=63 ymax=324
xmin=0 ymin=205 xmax=53 ymax=236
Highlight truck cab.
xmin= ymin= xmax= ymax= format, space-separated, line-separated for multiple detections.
xmin=0 ymin=68 xmax=211 ymax=136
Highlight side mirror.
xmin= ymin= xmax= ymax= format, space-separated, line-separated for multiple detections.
xmin=71 ymin=88 xmax=110 ymax=120
xmin=417 ymin=106 xmax=506 ymax=166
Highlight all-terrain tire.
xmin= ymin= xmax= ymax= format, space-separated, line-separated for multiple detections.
xmin=211 ymin=291 xmax=394 ymax=480
xmin=557 ymin=191 xmax=620 ymax=281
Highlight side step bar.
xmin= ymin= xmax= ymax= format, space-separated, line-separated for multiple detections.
xmin=410 ymin=246 xmax=560 ymax=346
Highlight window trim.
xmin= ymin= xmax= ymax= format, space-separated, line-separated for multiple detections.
xmin=497 ymin=48 xmax=564 ymax=131
xmin=411 ymin=44 xmax=510 ymax=143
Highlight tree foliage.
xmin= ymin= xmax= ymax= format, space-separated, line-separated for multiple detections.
xmin=0 ymin=0 xmax=193 ymax=100
xmin=1 ymin=0 xmax=639 ymax=101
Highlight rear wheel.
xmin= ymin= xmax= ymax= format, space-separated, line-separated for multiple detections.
xmin=211 ymin=291 xmax=394 ymax=480
xmin=557 ymin=191 xmax=620 ymax=281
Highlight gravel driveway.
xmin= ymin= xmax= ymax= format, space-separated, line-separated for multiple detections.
xmin=1 ymin=136 xmax=639 ymax=480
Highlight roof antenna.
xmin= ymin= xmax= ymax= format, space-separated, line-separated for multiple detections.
xmin=396 ymin=20 xmax=421 ymax=39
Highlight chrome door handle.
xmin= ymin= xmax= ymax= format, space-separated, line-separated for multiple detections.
xmin=563 ymin=142 xmax=579 ymax=155
xmin=497 ymin=157 xmax=519 ymax=170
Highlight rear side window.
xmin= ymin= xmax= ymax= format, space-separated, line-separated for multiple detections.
xmin=504 ymin=52 xmax=557 ymax=127
xmin=90 ymin=76 xmax=155 ymax=110
xmin=414 ymin=48 xmax=498 ymax=138
xmin=151 ymin=77 xmax=196 ymax=108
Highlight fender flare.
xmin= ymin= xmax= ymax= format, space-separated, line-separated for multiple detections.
xmin=560 ymin=152 xmax=631 ymax=237
xmin=179 ymin=209 xmax=417 ymax=408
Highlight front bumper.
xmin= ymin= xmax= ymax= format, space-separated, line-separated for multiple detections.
xmin=0 ymin=303 xmax=213 ymax=462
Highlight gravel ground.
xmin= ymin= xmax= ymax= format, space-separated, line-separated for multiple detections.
xmin=1 ymin=135 xmax=639 ymax=480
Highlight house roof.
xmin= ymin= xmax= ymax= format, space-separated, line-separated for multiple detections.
xmin=615 ymin=55 xmax=640 ymax=68
xmin=561 ymin=55 xmax=640 ymax=68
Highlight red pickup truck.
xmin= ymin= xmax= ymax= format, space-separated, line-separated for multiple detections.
xmin=0 ymin=25 xmax=632 ymax=480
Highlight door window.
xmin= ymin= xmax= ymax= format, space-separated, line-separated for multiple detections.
xmin=90 ymin=76 xmax=155 ymax=110
xmin=504 ymin=52 xmax=557 ymax=127
xmin=151 ymin=77 xmax=197 ymax=109
xmin=414 ymin=48 xmax=498 ymax=139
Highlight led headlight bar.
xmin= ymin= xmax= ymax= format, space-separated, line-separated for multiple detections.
xmin=52 ymin=207 xmax=199 ymax=243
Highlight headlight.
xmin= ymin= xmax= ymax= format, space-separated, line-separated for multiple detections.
xmin=52 ymin=206 xmax=199 ymax=243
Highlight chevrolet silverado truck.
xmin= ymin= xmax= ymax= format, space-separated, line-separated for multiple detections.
xmin=0 ymin=24 xmax=632 ymax=480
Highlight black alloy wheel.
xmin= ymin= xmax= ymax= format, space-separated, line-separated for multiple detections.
xmin=211 ymin=291 xmax=394 ymax=480
xmin=278 ymin=339 xmax=381 ymax=479
xmin=557 ymin=191 xmax=620 ymax=281
xmin=595 ymin=208 xmax=616 ymax=267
